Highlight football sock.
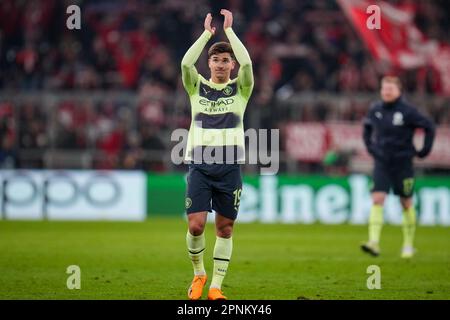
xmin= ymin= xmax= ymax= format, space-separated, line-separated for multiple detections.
xmin=368 ymin=204 xmax=383 ymax=245
xmin=210 ymin=236 xmax=233 ymax=289
xmin=402 ymin=206 xmax=416 ymax=248
xmin=186 ymin=230 xmax=206 ymax=276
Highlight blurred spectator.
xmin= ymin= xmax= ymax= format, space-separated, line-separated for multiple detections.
xmin=0 ymin=134 xmax=18 ymax=168
xmin=18 ymin=102 xmax=47 ymax=149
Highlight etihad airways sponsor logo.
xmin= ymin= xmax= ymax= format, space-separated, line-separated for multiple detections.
xmin=199 ymin=98 xmax=234 ymax=109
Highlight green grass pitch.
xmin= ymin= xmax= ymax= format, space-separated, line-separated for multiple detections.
xmin=0 ymin=218 xmax=449 ymax=300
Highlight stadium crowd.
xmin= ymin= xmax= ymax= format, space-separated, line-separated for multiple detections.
xmin=1 ymin=0 xmax=449 ymax=171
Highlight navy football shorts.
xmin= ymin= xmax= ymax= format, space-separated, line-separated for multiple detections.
xmin=185 ymin=163 xmax=242 ymax=220
xmin=371 ymin=160 xmax=415 ymax=198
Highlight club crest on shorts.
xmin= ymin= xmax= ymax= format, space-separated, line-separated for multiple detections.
xmin=185 ymin=197 xmax=192 ymax=209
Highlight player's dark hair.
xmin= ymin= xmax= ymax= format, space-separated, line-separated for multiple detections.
xmin=208 ymin=42 xmax=235 ymax=60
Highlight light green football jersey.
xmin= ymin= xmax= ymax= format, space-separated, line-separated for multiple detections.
xmin=184 ymin=74 xmax=251 ymax=163
xmin=181 ymin=28 xmax=254 ymax=164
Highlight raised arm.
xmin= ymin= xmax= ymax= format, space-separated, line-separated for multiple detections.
xmin=181 ymin=14 xmax=215 ymax=95
xmin=221 ymin=9 xmax=254 ymax=100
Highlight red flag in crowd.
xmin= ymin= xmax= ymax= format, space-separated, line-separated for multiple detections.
xmin=338 ymin=0 xmax=450 ymax=96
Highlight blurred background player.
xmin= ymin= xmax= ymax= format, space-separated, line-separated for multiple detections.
xmin=180 ymin=9 xmax=253 ymax=300
xmin=361 ymin=76 xmax=435 ymax=258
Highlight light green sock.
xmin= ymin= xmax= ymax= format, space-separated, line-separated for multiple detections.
xmin=402 ymin=206 xmax=416 ymax=248
xmin=186 ymin=231 xmax=206 ymax=276
xmin=368 ymin=205 xmax=383 ymax=245
xmin=210 ymin=236 xmax=233 ymax=289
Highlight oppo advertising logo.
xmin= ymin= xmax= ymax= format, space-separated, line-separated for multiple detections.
xmin=0 ymin=171 xmax=146 ymax=221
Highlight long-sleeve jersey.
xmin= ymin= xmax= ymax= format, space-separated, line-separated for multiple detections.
xmin=363 ymin=97 xmax=435 ymax=163
xmin=181 ymin=28 xmax=254 ymax=163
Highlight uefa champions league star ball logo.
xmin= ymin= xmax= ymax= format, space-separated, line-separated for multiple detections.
xmin=223 ymin=86 xmax=233 ymax=96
